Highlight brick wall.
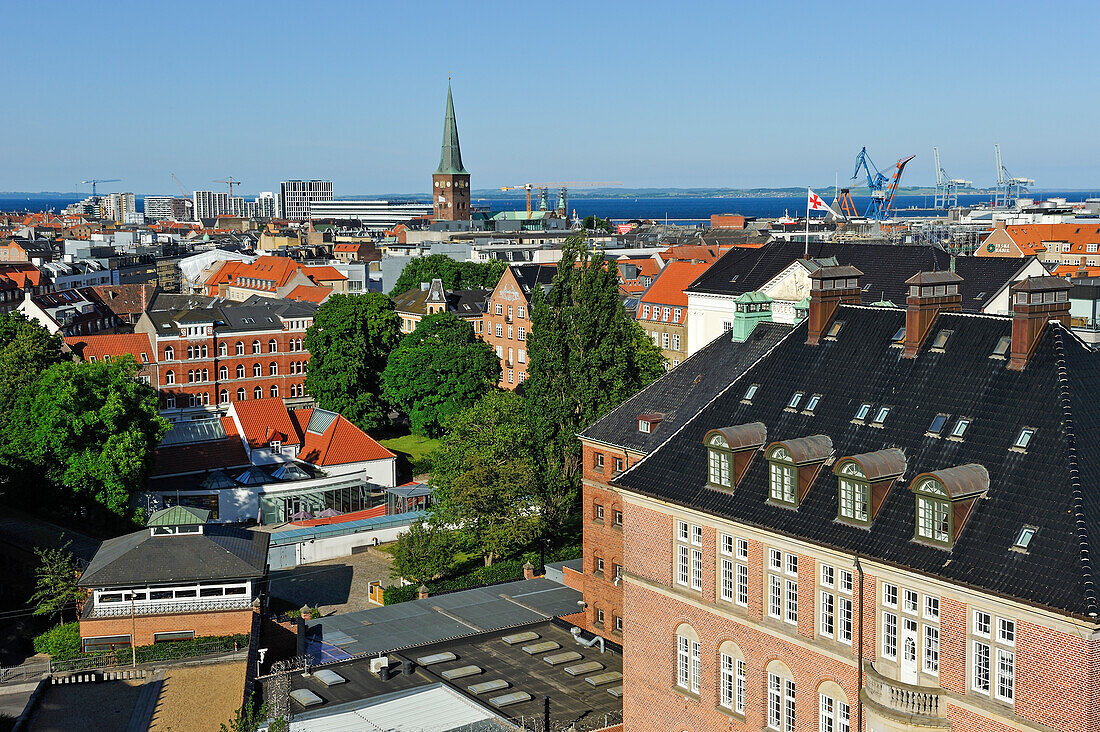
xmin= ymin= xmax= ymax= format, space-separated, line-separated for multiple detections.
xmin=79 ymin=608 xmax=254 ymax=647
xmin=581 ymin=442 xmax=631 ymax=640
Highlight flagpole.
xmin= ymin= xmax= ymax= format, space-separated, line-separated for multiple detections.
xmin=805 ymin=187 xmax=811 ymax=259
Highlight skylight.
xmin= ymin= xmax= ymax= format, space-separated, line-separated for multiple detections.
xmin=743 ymin=384 xmax=759 ymax=401
xmin=1013 ymin=525 xmax=1037 ymax=551
xmin=787 ymin=392 xmax=803 ymax=409
xmin=826 ymin=321 xmax=844 ymax=339
xmin=1014 ymin=428 xmax=1035 ymax=449
xmin=872 ymin=406 xmax=890 ymax=424
xmin=805 ymin=394 xmax=821 ymax=412
xmin=992 ymin=336 xmax=1011 ymax=358
xmin=891 ymin=327 xmax=906 ymax=343
xmin=928 ymin=414 xmax=948 ymax=434
xmin=951 ymin=418 xmax=971 ymax=438
xmin=855 ymin=403 xmax=871 ymax=420
xmin=931 ymin=329 xmax=953 ymax=350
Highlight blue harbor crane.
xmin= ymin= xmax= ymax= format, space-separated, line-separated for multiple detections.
xmin=850 ymin=147 xmax=915 ymax=220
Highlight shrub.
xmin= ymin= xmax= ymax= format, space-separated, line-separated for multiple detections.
xmin=32 ymin=622 xmax=81 ymax=661
xmin=115 ymin=633 xmax=250 ymax=665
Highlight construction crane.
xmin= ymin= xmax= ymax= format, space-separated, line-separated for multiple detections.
xmin=850 ymin=148 xmax=915 ymax=220
xmin=214 ymin=177 xmax=241 ymax=199
xmin=994 ymin=144 xmax=1034 ymax=209
xmin=80 ymin=178 xmax=121 ymax=205
xmin=170 ymin=172 xmax=188 ymax=197
xmin=499 ymin=181 xmax=623 ymax=213
xmin=932 ymin=147 xmax=972 ymax=209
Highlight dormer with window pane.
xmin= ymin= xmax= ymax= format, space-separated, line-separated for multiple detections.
xmin=832 ymin=448 xmax=906 ymax=526
xmin=911 ymin=464 xmax=988 ymax=549
xmin=704 ymin=422 xmax=766 ymax=491
xmin=764 ymin=435 xmax=832 ymax=508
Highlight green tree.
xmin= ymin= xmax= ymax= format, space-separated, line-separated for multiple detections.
xmin=389 ymin=519 xmax=458 ymax=584
xmin=430 ymin=391 xmax=539 ymax=565
xmin=382 ymin=312 xmax=501 ymax=437
xmin=389 ymin=254 xmax=506 ymax=297
xmin=524 ymin=237 xmax=664 ymax=530
xmin=0 ymin=312 xmax=63 ymax=432
xmin=582 ymin=215 xmax=614 ymax=233
xmin=29 ymin=544 xmax=85 ymax=624
xmin=303 ymin=293 xmax=400 ymax=432
xmin=4 ymin=357 xmax=170 ymax=517
xmin=219 ymin=699 xmax=287 ymax=732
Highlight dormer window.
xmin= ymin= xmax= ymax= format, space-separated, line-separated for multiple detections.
xmin=837 ymin=462 xmax=870 ymax=523
xmin=911 ymin=464 xmax=988 ymax=549
xmin=764 ymin=435 xmax=832 ymax=509
xmin=833 ymin=449 xmax=905 ymax=527
xmin=704 ymin=423 xmax=766 ymax=492
xmin=270 ymin=440 xmax=282 ymax=454
xmin=768 ymin=447 xmax=796 ymax=505
xmin=637 ymin=413 xmax=663 ymax=434
xmin=708 ymin=434 xmax=731 ymax=488
xmin=639 ymin=420 xmax=651 ymax=434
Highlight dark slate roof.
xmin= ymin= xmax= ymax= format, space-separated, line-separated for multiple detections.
xmin=510 ymin=263 xmax=557 ymax=301
xmin=391 ymin=285 xmax=488 ymax=318
xmin=581 ymin=321 xmax=792 ymax=453
xmin=614 ymin=307 xmax=1100 ymax=617
xmin=685 ymin=242 xmax=1034 ymax=312
xmin=145 ymin=299 xmax=316 ymax=335
xmin=79 ymin=524 xmax=269 ymax=587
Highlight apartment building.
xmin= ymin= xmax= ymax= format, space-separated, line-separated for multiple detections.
xmin=203 ymin=256 xmax=326 ymax=302
xmin=581 ymin=266 xmax=1099 ymax=731
xmin=193 ymin=191 xmax=230 ymax=220
xmin=392 ymin=278 xmax=487 ymax=335
xmin=143 ymin=196 xmax=192 ymax=222
xmin=482 ymin=263 xmax=555 ymax=388
xmin=279 ymin=180 xmax=333 ymax=221
xmin=636 ymin=261 xmax=710 ymax=368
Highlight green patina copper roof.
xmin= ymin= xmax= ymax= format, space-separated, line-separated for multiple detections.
xmin=435 ymin=82 xmax=468 ymax=176
xmin=146 ymin=505 xmax=210 ymax=526
xmin=734 ymin=291 xmax=773 ymax=304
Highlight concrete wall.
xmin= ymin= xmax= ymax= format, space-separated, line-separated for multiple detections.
xmin=267 ymin=522 xmax=413 ymax=570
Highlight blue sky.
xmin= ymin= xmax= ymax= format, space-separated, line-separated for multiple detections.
xmin=2 ymin=0 xmax=1097 ymax=195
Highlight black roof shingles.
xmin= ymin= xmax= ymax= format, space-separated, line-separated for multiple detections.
xmin=611 ymin=306 xmax=1098 ymax=618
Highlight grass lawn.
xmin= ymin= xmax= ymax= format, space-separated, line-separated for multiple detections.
xmin=380 ymin=433 xmax=442 ymax=463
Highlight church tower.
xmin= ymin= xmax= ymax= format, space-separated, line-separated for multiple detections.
xmin=432 ymin=81 xmax=471 ymax=221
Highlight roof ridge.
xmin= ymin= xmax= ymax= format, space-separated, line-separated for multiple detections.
xmin=1051 ymin=326 xmax=1098 ymax=617
xmin=614 ymin=321 xmax=802 ymax=483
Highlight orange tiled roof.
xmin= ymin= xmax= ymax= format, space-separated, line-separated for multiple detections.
xmin=334 ymin=243 xmax=362 ymax=252
xmin=1006 ymin=223 xmax=1100 ymax=255
xmin=286 ymin=284 xmax=332 ymax=304
xmin=294 ymin=407 xmax=396 ymax=466
xmin=661 ymin=244 xmax=731 ymax=263
xmin=1052 ymin=264 xmax=1100 ymax=278
xmin=149 ymin=416 xmax=251 ymax=477
xmin=0 ymin=262 xmax=45 ymax=287
xmin=64 ymin=332 xmax=155 ymax=363
xmin=232 ymin=398 xmax=303 ymax=448
xmin=224 ymin=256 xmax=303 ymax=292
xmin=638 ymin=261 xmax=711 ymax=314
xmin=302 ymin=265 xmax=347 ymax=282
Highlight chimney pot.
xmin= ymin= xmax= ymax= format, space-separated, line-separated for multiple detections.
xmin=806 ymin=265 xmax=863 ymax=345
xmin=902 ymin=271 xmax=963 ymax=357
xmin=1008 ymin=276 xmax=1072 ymax=370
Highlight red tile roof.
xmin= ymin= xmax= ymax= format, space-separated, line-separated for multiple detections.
xmin=1006 ymin=223 xmax=1100 ymax=255
xmin=294 ymin=407 xmax=396 ymax=466
xmin=232 ymin=398 xmax=303 ymax=448
xmin=64 ymin=332 xmax=155 ymax=363
xmin=661 ymin=244 xmax=732 ymax=263
xmin=303 ymin=265 xmax=347 ymax=282
xmin=286 ymin=284 xmax=332 ymax=304
xmin=149 ymin=417 xmax=251 ymax=477
xmin=638 ymin=261 xmax=711 ymax=319
xmin=0 ymin=263 xmax=45 ymax=288
xmin=1053 ymin=264 xmax=1100 ymax=278
xmin=211 ymin=256 xmax=304 ymax=293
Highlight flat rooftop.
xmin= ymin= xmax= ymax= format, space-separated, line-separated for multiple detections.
xmin=262 ymin=621 xmax=622 ymax=730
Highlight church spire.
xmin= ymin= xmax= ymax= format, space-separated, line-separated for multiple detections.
xmin=435 ymin=81 xmax=467 ymax=175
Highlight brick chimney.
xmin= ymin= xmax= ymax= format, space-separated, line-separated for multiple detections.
xmin=903 ymin=271 xmax=963 ymax=358
xmin=1008 ymin=276 xmax=1072 ymax=371
xmin=807 ymin=265 xmax=863 ymax=345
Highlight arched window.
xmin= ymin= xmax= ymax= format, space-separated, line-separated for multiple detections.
xmin=708 ymin=433 xmax=731 ymax=488
xmin=768 ymin=446 xmax=796 ymax=506
xmin=164 ymin=346 xmax=174 ymax=360
xmin=816 ymin=681 xmax=850 ymax=732
xmin=202 ymin=392 xmax=209 ymax=405
xmin=253 ymin=363 xmax=261 ymax=377
xmin=252 ymin=340 xmax=261 ymax=354
xmin=187 ymin=370 xmax=194 ymax=383
xmin=253 ymin=386 xmax=262 ymax=399
xmin=236 ymin=364 xmax=245 ymax=379
xmin=269 ymin=362 xmax=278 ymax=376
xmin=235 ymin=341 xmax=244 ymax=356
xmin=237 ymin=388 xmax=246 ymax=401
xmin=219 ymin=366 xmax=228 ymax=380
xmin=268 ymin=339 xmax=277 ymax=353
xmin=718 ymin=641 xmax=746 ymax=715
xmin=270 ymin=385 xmax=279 ymax=398
xmin=165 ymin=370 xmax=175 ymax=385
xmin=837 ymin=461 xmax=869 ymax=524
xmin=201 ymin=345 xmax=208 ymax=358
xmin=766 ymin=660 xmax=796 ymax=732
xmin=674 ymin=623 xmax=700 ymax=694
xmin=219 ymin=389 xmax=228 ymax=404
xmin=218 ymin=342 xmax=227 ymax=357
xmin=202 ymin=368 xmax=208 ymax=382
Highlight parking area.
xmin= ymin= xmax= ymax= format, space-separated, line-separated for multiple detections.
xmin=267 ymin=547 xmax=396 ymax=616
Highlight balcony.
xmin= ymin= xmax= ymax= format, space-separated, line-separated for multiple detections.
xmin=861 ymin=661 xmax=949 ymax=728
xmin=84 ymin=595 xmax=253 ymax=619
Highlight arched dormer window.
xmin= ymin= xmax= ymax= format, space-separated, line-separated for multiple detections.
xmin=704 ymin=423 xmax=766 ymax=492
xmin=911 ymin=464 xmax=988 ymax=549
xmin=765 ymin=435 xmax=832 ymax=508
xmin=833 ymin=448 xmax=906 ymax=526
xmin=837 ymin=461 xmax=868 ymax=523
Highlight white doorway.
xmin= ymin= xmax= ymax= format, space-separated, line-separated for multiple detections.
xmin=900 ymin=618 xmax=919 ymax=684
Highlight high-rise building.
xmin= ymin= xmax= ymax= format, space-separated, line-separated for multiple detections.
xmin=103 ymin=192 xmax=136 ymax=223
xmin=192 ymin=191 xmax=229 ymax=220
xmin=255 ymin=192 xmax=277 ymax=219
xmin=278 ymin=180 xmax=333 ymax=221
xmin=144 ymin=196 xmax=192 ymax=222
xmin=432 ymin=82 xmax=471 ymax=221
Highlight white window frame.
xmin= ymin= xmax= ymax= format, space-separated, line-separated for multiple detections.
xmin=882 ymin=611 xmax=897 ymax=659
xmin=924 ymin=624 xmax=939 ymax=675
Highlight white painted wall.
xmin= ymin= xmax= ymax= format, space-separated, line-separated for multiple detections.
xmin=267 ymin=521 xmax=414 ymax=570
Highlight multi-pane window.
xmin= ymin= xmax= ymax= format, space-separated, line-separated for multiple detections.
xmin=720 ymin=534 xmax=734 ymax=602
xmin=769 ymin=451 xmax=797 ymax=504
xmin=677 ymin=635 xmax=691 ymax=689
xmin=924 ymin=625 xmax=940 ymax=674
xmin=996 ymin=648 xmax=1015 ymax=702
xmin=972 ymin=611 xmax=1014 ymax=704
xmin=768 ymin=674 xmax=782 ymax=730
xmin=767 ymin=549 xmax=798 ymax=625
xmin=708 ymin=434 xmax=731 ymax=488
xmin=837 ymin=463 xmax=869 ymax=523
xmin=769 ymin=575 xmax=783 ymax=619
xmin=784 ymin=679 xmax=796 ymax=732
xmin=820 ymin=590 xmax=834 ymax=638
xmin=882 ymin=611 xmax=897 ymax=659
xmin=973 ymin=640 xmax=991 ymax=694
xmin=819 ymin=694 xmax=850 ymax=732
xmin=917 ymin=495 xmax=952 ymax=544
xmin=691 ymin=546 xmax=703 ymax=591
xmin=883 ymin=583 xmax=898 ymax=608
xmin=903 ymin=589 xmax=919 ymax=615
xmin=690 ymin=640 xmax=701 ymax=693
xmin=675 ymin=521 xmax=702 ymax=591
xmin=736 ymin=659 xmax=746 ymax=714
xmin=720 ymin=653 xmax=735 ymax=709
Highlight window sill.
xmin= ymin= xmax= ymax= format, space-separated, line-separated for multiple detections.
xmin=765 ymin=499 xmax=799 ymax=511
xmin=672 ymin=687 xmax=700 ymax=703
xmin=714 ymin=704 xmax=745 ymax=722
xmin=593 ymin=518 xmax=604 ymax=526
xmin=611 ymin=523 xmax=623 ymax=532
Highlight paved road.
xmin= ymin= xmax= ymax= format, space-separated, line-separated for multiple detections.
xmin=267 ymin=549 xmax=395 ymax=616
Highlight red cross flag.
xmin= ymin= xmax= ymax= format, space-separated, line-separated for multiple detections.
xmin=807 ymin=187 xmax=838 ymax=217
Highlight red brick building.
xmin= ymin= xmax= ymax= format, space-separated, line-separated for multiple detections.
xmin=482 ymin=263 xmax=556 ymax=388
xmin=581 ymin=267 xmax=1100 ymax=731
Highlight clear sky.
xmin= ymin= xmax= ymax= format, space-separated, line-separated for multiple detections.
xmin=2 ymin=0 xmax=1098 ymax=196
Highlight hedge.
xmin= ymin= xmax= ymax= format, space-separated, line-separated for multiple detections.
xmin=383 ymin=544 xmax=583 ymax=605
xmin=35 ymin=625 xmax=249 ymax=667
xmin=33 ymin=622 xmax=81 ymax=661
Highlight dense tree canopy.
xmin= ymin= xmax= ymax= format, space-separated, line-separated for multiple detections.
xmin=430 ymin=391 xmax=539 ymax=565
xmin=29 ymin=544 xmax=85 ymax=623
xmin=389 ymin=254 xmax=507 ymax=297
xmin=389 ymin=519 xmax=457 ymax=584
xmin=382 ymin=312 xmax=501 ymax=437
xmin=524 ymin=237 xmax=664 ymax=523
xmin=0 ymin=312 xmax=63 ymax=433
xmin=4 ymin=357 xmax=170 ymax=516
xmin=303 ymin=293 xmax=400 ymax=432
